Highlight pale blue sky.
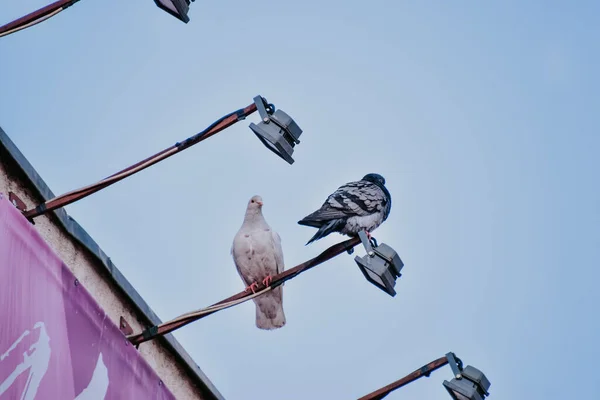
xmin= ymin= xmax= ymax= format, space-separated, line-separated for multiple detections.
xmin=2 ymin=1 xmax=599 ymax=399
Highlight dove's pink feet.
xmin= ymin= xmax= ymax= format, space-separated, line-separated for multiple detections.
xmin=262 ymin=275 xmax=273 ymax=287
xmin=366 ymin=231 xmax=372 ymax=240
xmin=245 ymin=282 xmax=259 ymax=294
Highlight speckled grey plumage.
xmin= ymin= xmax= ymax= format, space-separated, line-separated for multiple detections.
xmin=298 ymin=173 xmax=391 ymax=244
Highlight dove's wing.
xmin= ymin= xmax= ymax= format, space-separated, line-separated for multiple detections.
xmin=231 ymin=233 xmax=254 ymax=287
xmin=271 ymin=230 xmax=285 ymax=275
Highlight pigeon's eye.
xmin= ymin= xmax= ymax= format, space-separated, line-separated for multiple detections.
xmin=251 ymin=200 xmax=255 ymax=203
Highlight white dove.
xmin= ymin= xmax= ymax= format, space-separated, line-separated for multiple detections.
xmin=231 ymin=195 xmax=286 ymax=330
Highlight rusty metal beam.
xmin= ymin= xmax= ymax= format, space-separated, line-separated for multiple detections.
xmin=0 ymin=0 xmax=81 ymax=38
xmin=357 ymin=356 xmax=450 ymax=400
xmin=22 ymin=102 xmax=258 ymax=220
xmin=128 ymin=236 xmax=362 ymax=345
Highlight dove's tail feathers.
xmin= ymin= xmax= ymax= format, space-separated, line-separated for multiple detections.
xmin=305 ymin=219 xmax=346 ymax=245
xmin=254 ymin=291 xmax=286 ymax=330
xmin=256 ymin=306 xmax=286 ymax=330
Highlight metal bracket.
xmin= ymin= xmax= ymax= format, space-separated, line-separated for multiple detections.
xmin=253 ymin=95 xmax=270 ymax=121
xmin=9 ymin=192 xmax=26 ymax=211
xmin=446 ymin=352 xmax=463 ymax=379
xmin=119 ymin=316 xmax=134 ymax=335
xmin=358 ymin=230 xmax=375 ymax=256
xmin=420 ymin=365 xmax=432 ymax=377
xmin=142 ymin=325 xmax=159 ymax=340
xmin=253 ymin=95 xmax=275 ymax=121
xmin=9 ymin=192 xmax=35 ymax=224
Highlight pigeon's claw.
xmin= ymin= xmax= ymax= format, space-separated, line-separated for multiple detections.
xmin=262 ymin=275 xmax=273 ymax=287
xmin=245 ymin=282 xmax=259 ymax=294
xmin=364 ymin=230 xmax=379 ymax=247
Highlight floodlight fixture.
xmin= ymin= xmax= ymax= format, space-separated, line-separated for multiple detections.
xmin=443 ymin=353 xmax=490 ymax=400
xmin=249 ymin=95 xmax=303 ymax=164
xmin=354 ymin=230 xmax=404 ymax=296
xmin=358 ymin=352 xmax=491 ymax=400
xmin=153 ymin=0 xmax=192 ymax=23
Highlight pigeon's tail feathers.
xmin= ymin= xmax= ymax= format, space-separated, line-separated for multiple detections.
xmin=299 ymin=206 xmax=348 ymax=228
xmin=305 ymin=219 xmax=346 ymax=245
xmin=298 ymin=206 xmax=339 ymax=226
xmin=297 ymin=218 xmax=322 ymax=228
xmin=254 ymin=291 xmax=286 ymax=330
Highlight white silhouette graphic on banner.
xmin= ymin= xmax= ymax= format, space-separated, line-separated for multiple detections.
xmin=74 ymin=354 xmax=109 ymax=400
xmin=0 ymin=322 xmax=109 ymax=399
xmin=0 ymin=322 xmax=50 ymax=400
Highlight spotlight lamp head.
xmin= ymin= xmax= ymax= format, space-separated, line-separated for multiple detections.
xmin=153 ymin=0 xmax=192 ymax=23
xmin=354 ymin=230 xmax=404 ymax=296
xmin=443 ymin=353 xmax=491 ymax=400
xmin=249 ymin=95 xmax=303 ymax=164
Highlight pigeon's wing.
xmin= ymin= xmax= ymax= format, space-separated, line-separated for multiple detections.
xmin=300 ymin=181 xmax=386 ymax=223
xmin=271 ymin=230 xmax=285 ymax=275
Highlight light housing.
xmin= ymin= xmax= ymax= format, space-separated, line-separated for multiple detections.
xmin=154 ymin=0 xmax=192 ymax=23
xmin=354 ymin=231 xmax=404 ymax=296
xmin=249 ymin=96 xmax=303 ymax=164
xmin=443 ymin=353 xmax=491 ymax=400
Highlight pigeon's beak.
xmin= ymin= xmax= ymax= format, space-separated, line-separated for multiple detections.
xmin=256 ymin=201 xmax=263 ymax=207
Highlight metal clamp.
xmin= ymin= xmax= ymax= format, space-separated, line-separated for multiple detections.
xmin=253 ymin=95 xmax=274 ymax=121
xmin=446 ymin=352 xmax=463 ymax=379
xmin=358 ymin=230 xmax=376 ymax=256
xmin=142 ymin=325 xmax=158 ymax=340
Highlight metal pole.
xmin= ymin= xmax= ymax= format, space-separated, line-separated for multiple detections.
xmin=22 ymin=102 xmax=257 ymax=220
xmin=0 ymin=0 xmax=81 ymax=38
xmin=127 ymin=236 xmax=361 ymax=345
xmin=358 ymin=356 xmax=450 ymax=400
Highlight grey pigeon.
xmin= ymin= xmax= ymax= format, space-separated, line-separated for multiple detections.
xmin=231 ymin=195 xmax=286 ymax=330
xmin=298 ymin=173 xmax=392 ymax=245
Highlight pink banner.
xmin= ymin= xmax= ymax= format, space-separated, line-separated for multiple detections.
xmin=0 ymin=195 xmax=175 ymax=400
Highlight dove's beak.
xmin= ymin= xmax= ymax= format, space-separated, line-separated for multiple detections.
xmin=256 ymin=201 xmax=263 ymax=206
